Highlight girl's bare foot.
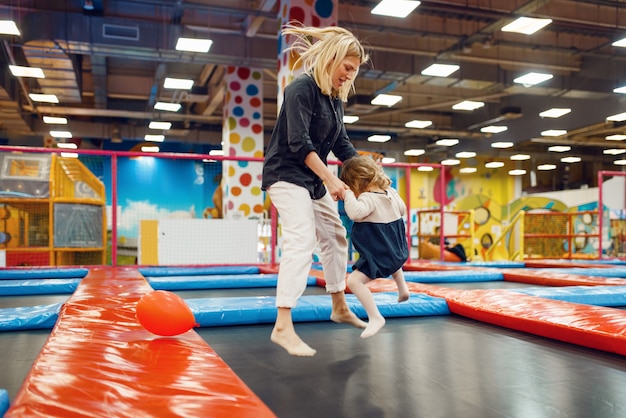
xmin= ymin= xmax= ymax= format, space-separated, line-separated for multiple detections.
xmin=398 ymin=289 xmax=410 ymax=303
xmin=361 ymin=316 xmax=385 ymax=338
xmin=271 ymin=327 xmax=316 ymax=356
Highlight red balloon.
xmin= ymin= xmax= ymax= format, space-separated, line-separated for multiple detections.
xmin=136 ymin=290 xmax=197 ymax=336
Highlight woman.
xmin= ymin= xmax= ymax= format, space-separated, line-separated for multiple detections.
xmin=262 ymin=24 xmax=369 ymax=356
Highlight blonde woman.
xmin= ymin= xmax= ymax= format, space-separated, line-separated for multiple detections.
xmin=340 ymin=155 xmax=410 ymax=338
xmin=261 ymin=24 xmax=370 ymax=356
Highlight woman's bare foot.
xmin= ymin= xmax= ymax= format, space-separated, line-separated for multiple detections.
xmin=361 ymin=316 xmax=385 ymax=338
xmin=330 ymin=309 xmax=367 ymax=328
xmin=271 ymin=327 xmax=316 ymax=357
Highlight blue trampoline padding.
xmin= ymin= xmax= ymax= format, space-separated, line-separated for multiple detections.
xmin=0 ymin=389 xmax=9 ymax=417
xmin=0 ymin=278 xmax=80 ymax=295
xmin=0 ymin=303 xmax=61 ymax=331
xmin=404 ymin=270 xmax=503 ymax=283
xmin=543 ymin=267 xmax=626 ymax=278
xmin=148 ymin=274 xmax=317 ymax=290
xmin=139 ymin=266 xmax=260 ymax=277
xmin=511 ymin=285 xmax=626 ymax=307
xmin=0 ymin=268 xmax=87 ymax=280
xmin=187 ymin=293 xmax=449 ymax=327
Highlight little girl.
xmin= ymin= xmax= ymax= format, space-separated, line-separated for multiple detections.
xmin=340 ymin=155 xmax=410 ymax=338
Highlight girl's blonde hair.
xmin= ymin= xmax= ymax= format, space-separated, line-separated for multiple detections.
xmin=340 ymin=155 xmax=391 ymax=195
xmin=283 ymin=23 xmax=369 ymax=102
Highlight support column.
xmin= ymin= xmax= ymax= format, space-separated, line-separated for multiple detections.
xmin=221 ymin=66 xmax=265 ymax=220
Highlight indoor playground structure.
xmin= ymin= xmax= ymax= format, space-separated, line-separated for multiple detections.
xmin=0 ymin=147 xmax=625 ymax=417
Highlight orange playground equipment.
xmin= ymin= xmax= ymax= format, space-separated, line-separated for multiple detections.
xmin=416 ymin=209 xmax=474 ymax=262
xmin=0 ymin=153 xmax=106 ymax=266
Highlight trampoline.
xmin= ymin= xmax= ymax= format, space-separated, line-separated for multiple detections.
xmin=2 ymin=262 xmax=626 ymax=417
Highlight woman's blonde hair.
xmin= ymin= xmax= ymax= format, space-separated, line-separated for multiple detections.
xmin=340 ymin=155 xmax=391 ymax=195
xmin=283 ymin=23 xmax=368 ymax=102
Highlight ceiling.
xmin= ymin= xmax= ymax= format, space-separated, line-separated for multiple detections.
xmin=2 ymin=0 xmax=626 ymax=189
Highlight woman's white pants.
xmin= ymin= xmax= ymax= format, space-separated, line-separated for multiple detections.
xmin=267 ymin=181 xmax=348 ymax=307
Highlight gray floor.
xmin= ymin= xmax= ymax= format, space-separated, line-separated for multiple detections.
xmin=2 ymin=284 xmax=626 ymax=417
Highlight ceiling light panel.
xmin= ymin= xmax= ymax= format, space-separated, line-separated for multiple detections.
xmin=604 ymin=149 xmax=626 ymax=155
xmin=154 ymin=102 xmax=182 ymax=112
xmin=510 ymin=154 xmax=530 ymax=160
xmin=163 ymin=77 xmax=194 ymax=90
xmin=560 ymin=156 xmax=581 ymax=163
xmin=421 ymin=63 xmax=459 ymax=77
xmin=485 ymin=161 xmax=504 ymax=168
xmin=404 ymin=149 xmax=425 ymax=156
xmin=145 ymin=134 xmax=165 ymax=142
xmin=481 ymin=125 xmax=508 ymax=133
xmin=548 ymin=145 xmax=571 ymax=152
xmin=9 ymin=65 xmax=45 ymax=78
xmin=343 ymin=115 xmax=359 ymax=124
xmin=371 ymin=0 xmax=421 ymax=18
xmin=605 ymin=134 xmax=626 ymax=141
xmin=508 ymin=169 xmax=526 ymax=175
xmin=175 ymin=37 xmax=213 ymax=53
xmin=29 ymin=93 xmax=59 ymax=103
xmin=43 ymin=116 xmax=67 ymax=124
xmin=455 ymin=151 xmax=476 ymax=158
xmin=0 ymin=20 xmax=20 ymax=35
xmin=541 ymin=129 xmax=567 ymax=137
xmin=459 ymin=167 xmax=477 ymax=174
xmin=405 ymin=120 xmax=432 ymax=129
xmin=491 ymin=141 xmax=514 ymax=148
xmin=539 ymin=108 xmax=571 ymax=118
xmin=149 ymin=121 xmax=172 ymax=130
xmin=436 ymin=138 xmax=459 ymax=146
xmin=441 ymin=159 xmax=460 ymax=165
xmin=607 ymin=112 xmax=626 ymax=122
xmin=537 ymin=164 xmax=557 ymax=170
xmin=368 ymin=134 xmax=391 ymax=143
xmin=452 ymin=100 xmax=484 ymax=111
xmin=371 ymin=94 xmax=402 ymax=107
xmin=501 ymin=17 xmax=552 ymax=35
xmin=514 ymin=72 xmax=553 ymax=86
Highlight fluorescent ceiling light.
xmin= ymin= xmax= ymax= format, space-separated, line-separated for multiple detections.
xmin=455 ymin=151 xmax=476 ymax=158
xmin=371 ymin=0 xmax=421 ymax=18
xmin=56 ymin=142 xmax=77 ymax=149
xmin=404 ymin=149 xmax=425 ymax=156
xmin=485 ymin=161 xmax=504 ymax=168
xmin=141 ymin=145 xmax=160 ymax=153
xmin=537 ymin=164 xmax=557 ymax=170
xmin=0 ymin=20 xmax=20 ymax=36
xmin=441 ymin=159 xmax=460 ymax=166
xmin=368 ymin=134 xmax=391 ymax=143
xmin=9 ymin=65 xmax=44 ymax=78
xmin=421 ymin=63 xmax=459 ymax=77
xmin=405 ymin=120 xmax=432 ymax=129
xmin=613 ymin=85 xmax=626 ymax=94
xmin=481 ymin=125 xmax=508 ymax=133
xmin=60 ymin=152 xmax=78 ymax=159
xmin=541 ymin=129 xmax=567 ymax=137
xmin=604 ymin=149 xmax=626 ymax=155
xmin=615 ymin=159 xmax=626 ymax=165
xmin=510 ymin=154 xmax=531 ymax=160
xmin=175 ymin=37 xmax=213 ymax=53
xmin=163 ymin=77 xmax=194 ymax=90
xmin=382 ymin=157 xmax=396 ymax=164
xmin=561 ymin=156 xmax=581 ymax=163
xmin=154 ymin=102 xmax=182 ymax=112
xmin=459 ymin=167 xmax=477 ymax=174
xmin=548 ymin=145 xmax=571 ymax=152
xmin=209 ymin=149 xmax=224 ymax=156
xmin=343 ymin=115 xmax=359 ymax=124
xmin=501 ymin=17 xmax=552 ymax=35
xmin=539 ymin=108 xmax=571 ymax=118
xmin=29 ymin=93 xmax=59 ymax=103
xmin=417 ymin=166 xmax=433 ymax=171
xmin=149 ymin=121 xmax=172 ymax=130
xmin=452 ymin=100 xmax=484 ymax=111
xmin=605 ymin=134 xmax=626 ymax=141
xmin=43 ymin=116 xmax=67 ymax=124
xmin=612 ymin=37 xmax=626 ymax=48
xmin=436 ymin=138 xmax=459 ymax=146
xmin=514 ymin=72 xmax=553 ymax=86
xmin=491 ymin=141 xmax=514 ymax=148
xmin=50 ymin=130 xmax=72 ymax=138
xmin=371 ymin=94 xmax=402 ymax=107
xmin=508 ymin=169 xmax=527 ymax=175
xmin=144 ymin=134 xmax=165 ymax=142
xmin=607 ymin=112 xmax=626 ymax=122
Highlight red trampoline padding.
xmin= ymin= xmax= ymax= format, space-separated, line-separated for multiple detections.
xmin=6 ymin=267 xmax=275 ymax=418
xmin=446 ymin=290 xmax=626 ymax=356
xmin=501 ymin=269 xmax=626 ymax=286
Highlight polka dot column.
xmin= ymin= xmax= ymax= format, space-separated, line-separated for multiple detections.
xmin=277 ymin=0 xmax=338 ymax=111
xmin=222 ymin=66 xmax=265 ymax=220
